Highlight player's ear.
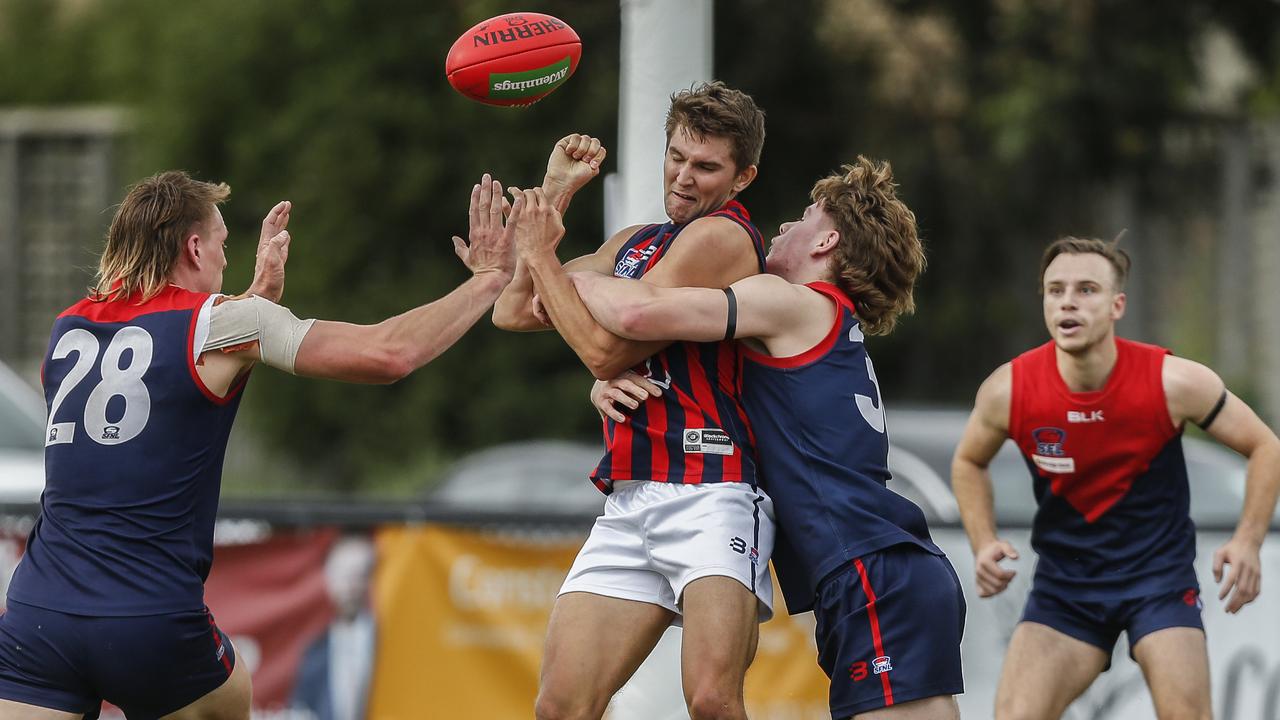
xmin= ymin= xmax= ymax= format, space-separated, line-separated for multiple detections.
xmin=1112 ymin=292 xmax=1127 ymax=321
xmin=184 ymin=231 xmax=204 ymax=268
xmin=812 ymin=230 xmax=839 ymax=257
xmin=732 ymin=164 xmax=757 ymax=194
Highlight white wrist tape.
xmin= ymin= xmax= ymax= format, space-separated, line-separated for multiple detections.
xmin=204 ymin=295 xmax=316 ymax=374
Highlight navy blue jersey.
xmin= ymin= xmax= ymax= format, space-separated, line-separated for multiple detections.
xmin=590 ymin=200 xmax=766 ymax=493
xmin=12 ymin=286 xmax=247 ymax=615
xmin=1010 ymin=338 xmax=1196 ymax=601
xmin=742 ymin=282 xmax=940 ymax=613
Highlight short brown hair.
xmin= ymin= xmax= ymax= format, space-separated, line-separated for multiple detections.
xmin=1038 ymin=235 xmax=1131 ymax=292
xmin=665 ymin=81 xmax=766 ymax=172
xmin=812 ymin=157 xmax=924 ymax=336
xmin=94 ymin=171 xmax=230 ymax=302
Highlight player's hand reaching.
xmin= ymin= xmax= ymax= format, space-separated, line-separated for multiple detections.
xmin=973 ymin=539 xmax=1019 ymax=597
xmin=508 ymin=187 xmax=565 ymax=258
xmin=247 ymin=200 xmax=291 ymax=302
xmin=591 ymin=371 xmax=663 ymax=422
xmin=543 ymin=134 xmax=607 ymax=211
xmin=1213 ymin=536 xmax=1262 ymax=613
xmin=453 ymin=173 xmax=516 ymax=281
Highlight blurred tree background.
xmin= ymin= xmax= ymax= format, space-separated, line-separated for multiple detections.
xmin=2 ymin=0 xmax=1278 ymax=495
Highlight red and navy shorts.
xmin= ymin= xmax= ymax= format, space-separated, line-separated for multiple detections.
xmin=0 ymin=600 xmax=235 ymax=718
xmin=813 ymin=543 xmax=966 ymax=719
xmin=1021 ymin=583 xmax=1204 ymax=663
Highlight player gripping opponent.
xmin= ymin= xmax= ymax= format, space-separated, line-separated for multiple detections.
xmin=577 ymin=158 xmax=965 ymax=720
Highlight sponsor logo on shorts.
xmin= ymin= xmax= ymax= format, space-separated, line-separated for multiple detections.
xmin=1183 ymin=588 xmax=1202 ymax=609
xmin=729 ymin=537 xmax=747 ymax=554
xmin=215 ymin=642 xmax=226 ymax=661
xmin=684 ymin=428 xmax=734 ymax=456
xmin=872 ymin=655 xmax=893 ymax=674
xmin=102 ymin=425 xmax=121 ymax=441
xmin=748 ymin=547 xmax=759 ymax=564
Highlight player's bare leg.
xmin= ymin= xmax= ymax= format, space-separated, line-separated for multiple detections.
xmin=160 ymin=654 xmax=251 ymax=720
xmin=536 ymin=592 xmax=674 ymax=720
xmin=1131 ymin=627 xmax=1212 ymax=720
xmin=0 ymin=700 xmax=82 ymax=720
xmin=854 ymin=695 xmax=960 ymax=719
xmin=994 ymin=622 xmax=1108 ymax=720
xmin=679 ymin=576 xmax=760 ymax=720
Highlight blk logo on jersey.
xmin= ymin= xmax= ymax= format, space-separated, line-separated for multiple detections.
xmin=1031 ymin=426 xmax=1076 ymax=474
xmin=615 ymin=244 xmax=659 ymax=278
xmin=1068 ymin=410 xmax=1104 ymax=423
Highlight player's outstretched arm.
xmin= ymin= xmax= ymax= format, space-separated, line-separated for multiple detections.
xmin=491 ymin=135 xmax=609 ymax=332
xmin=200 ymin=175 xmax=515 ymax=388
xmin=1165 ymin=356 xmax=1280 ymax=613
xmin=952 ymin=363 xmax=1021 ymax=598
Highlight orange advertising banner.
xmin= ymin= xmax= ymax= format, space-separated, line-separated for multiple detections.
xmin=367 ymin=524 xmax=831 ymax=719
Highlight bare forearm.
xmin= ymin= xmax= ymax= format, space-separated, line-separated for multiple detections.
xmin=492 ymin=256 xmax=547 ymax=331
xmin=526 ymin=252 xmax=664 ymax=378
xmin=384 ymin=270 xmax=510 ymax=368
xmin=1235 ymin=440 xmax=1280 ymax=546
xmin=953 ymin=459 xmax=1000 ymax=552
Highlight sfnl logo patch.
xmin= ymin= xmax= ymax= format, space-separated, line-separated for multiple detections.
xmin=1030 ymin=426 xmax=1075 ymax=474
xmin=490 ymin=57 xmax=571 ymax=100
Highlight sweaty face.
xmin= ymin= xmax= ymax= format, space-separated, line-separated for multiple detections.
xmin=765 ymin=201 xmax=836 ymax=280
xmin=194 ymin=206 xmax=229 ymax=293
xmin=662 ymin=126 xmax=751 ymax=224
xmin=1042 ymin=253 xmax=1125 ymax=355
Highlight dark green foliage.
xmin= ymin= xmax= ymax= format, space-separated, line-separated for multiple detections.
xmin=2 ymin=0 xmax=1275 ymax=492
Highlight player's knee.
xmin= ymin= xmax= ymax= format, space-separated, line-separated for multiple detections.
xmin=994 ymin=695 xmax=1050 ymax=720
xmin=684 ymin=684 xmax=744 ymax=720
xmin=533 ymin=687 xmax=604 ymax=720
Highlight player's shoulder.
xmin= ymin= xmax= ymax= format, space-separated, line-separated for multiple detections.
xmin=977 ymin=362 xmax=1014 ymax=406
xmin=677 ymin=214 xmax=753 ymax=253
xmin=1161 ymin=354 xmax=1221 ymax=403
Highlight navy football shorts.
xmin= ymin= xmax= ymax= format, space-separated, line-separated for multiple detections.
xmin=1021 ymin=583 xmax=1204 ymax=663
xmin=813 ymin=543 xmax=966 ymax=719
xmin=0 ymin=600 xmax=235 ymax=719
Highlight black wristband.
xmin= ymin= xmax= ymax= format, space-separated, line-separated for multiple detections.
xmin=723 ymin=287 xmax=737 ymax=341
xmin=1196 ymin=388 xmax=1229 ymax=430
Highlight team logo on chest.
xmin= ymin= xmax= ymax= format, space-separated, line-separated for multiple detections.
xmin=615 ymin=242 xmax=660 ymax=278
xmin=1031 ymin=426 xmax=1075 ymax=474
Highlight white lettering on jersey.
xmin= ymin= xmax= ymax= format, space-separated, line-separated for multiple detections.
xmin=855 ymin=356 xmax=886 ymax=434
xmin=1067 ymin=410 xmax=1105 ymax=423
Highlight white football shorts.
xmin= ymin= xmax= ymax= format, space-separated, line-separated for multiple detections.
xmin=559 ymin=479 xmax=776 ymax=623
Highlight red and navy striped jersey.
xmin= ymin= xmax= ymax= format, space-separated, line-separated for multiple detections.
xmin=11 ymin=285 xmax=248 ymax=615
xmin=742 ymin=282 xmax=940 ymax=612
xmin=589 ymin=201 xmax=765 ymax=493
xmin=1010 ymin=338 xmax=1196 ymax=601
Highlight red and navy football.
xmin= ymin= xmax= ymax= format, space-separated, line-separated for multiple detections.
xmin=445 ymin=12 xmax=582 ymax=107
